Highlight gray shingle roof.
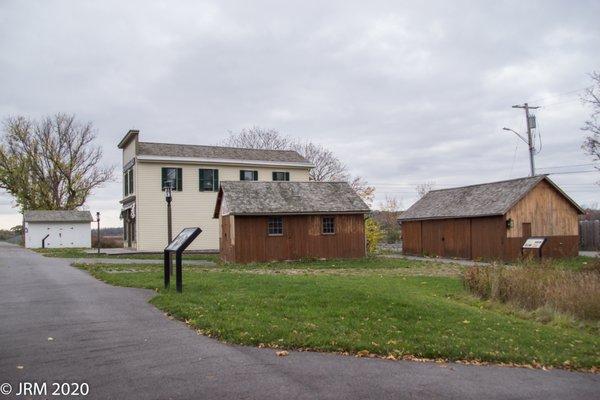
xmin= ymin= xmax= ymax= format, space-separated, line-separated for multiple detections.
xmin=214 ymin=181 xmax=370 ymax=217
xmin=137 ymin=142 xmax=312 ymax=165
xmin=399 ymin=175 xmax=583 ymax=221
xmin=23 ymin=210 xmax=93 ymax=223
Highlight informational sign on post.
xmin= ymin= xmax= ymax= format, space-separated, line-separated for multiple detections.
xmin=522 ymin=237 xmax=546 ymax=249
xmin=164 ymin=227 xmax=202 ymax=293
xmin=522 ymin=237 xmax=546 ymax=259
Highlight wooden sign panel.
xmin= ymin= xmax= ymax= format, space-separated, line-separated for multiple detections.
xmin=522 ymin=237 xmax=546 ymax=249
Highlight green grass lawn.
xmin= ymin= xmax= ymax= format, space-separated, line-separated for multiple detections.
xmin=76 ymin=260 xmax=600 ymax=371
xmin=35 ymin=247 xmax=219 ymax=262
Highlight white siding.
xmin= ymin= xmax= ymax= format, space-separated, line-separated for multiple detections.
xmin=24 ymin=222 xmax=91 ymax=249
xmin=135 ymin=162 xmax=310 ymax=251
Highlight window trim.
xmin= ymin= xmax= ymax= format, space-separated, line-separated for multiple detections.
xmin=322 ymin=216 xmax=335 ymax=235
xmin=199 ymin=168 xmax=219 ymax=192
xmin=162 ymin=167 xmax=183 ymax=191
xmin=267 ymin=216 xmax=284 ymax=236
xmin=272 ymin=171 xmax=290 ymax=181
xmin=240 ymin=170 xmax=258 ymax=181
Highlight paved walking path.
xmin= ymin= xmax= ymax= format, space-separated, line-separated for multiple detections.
xmin=1 ymin=242 xmax=598 ymax=399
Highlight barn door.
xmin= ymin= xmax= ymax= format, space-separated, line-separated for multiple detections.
xmin=442 ymin=219 xmax=471 ymax=259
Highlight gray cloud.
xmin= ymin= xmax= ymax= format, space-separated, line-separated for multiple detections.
xmin=0 ymin=0 xmax=598 ymax=227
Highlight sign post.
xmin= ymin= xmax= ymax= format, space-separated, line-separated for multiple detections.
xmin=164 ymin=227 xmax=202 ymax=292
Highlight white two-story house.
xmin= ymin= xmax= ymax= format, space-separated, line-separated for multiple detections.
xmin=118 ymin=130 xmax=313 ymax=251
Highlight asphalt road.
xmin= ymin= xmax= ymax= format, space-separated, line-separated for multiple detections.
xmin=1 ymin=242 xmax=598 ymax=400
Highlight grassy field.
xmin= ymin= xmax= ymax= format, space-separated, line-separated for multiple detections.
xmin=35 ymin=247 xmax=219 ymax=262
xmin=76 ymin=258 xmax=600 ymax=371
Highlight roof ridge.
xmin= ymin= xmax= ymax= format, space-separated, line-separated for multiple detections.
xmin=139 ymin=141 xmax=301 ymax=154
xmin=427 ymin=175 xmax=547 ymax=193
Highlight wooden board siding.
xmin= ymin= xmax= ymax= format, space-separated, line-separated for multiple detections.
xmin=401 ymin=221 xmax=422 ymax=255
xmin=505 ymin=236 xmax=579 ymax=260
xmin=219 ymin=215 xmax=234 ymax=262
xmin=506 ymin=179 xmax=579 ymax=238
xmin=223 ymin=214 xmax=366 ymax=263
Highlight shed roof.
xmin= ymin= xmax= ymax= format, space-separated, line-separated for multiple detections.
xmin=23 ymin=210 xmax=93 ymax=223
xmin=214 ymin=181 xmax=370 ymax=217
xmin=136 ymin=142 xmax=312 ymax=166
xmin=399 ymin=175 xmax=583 ymax=221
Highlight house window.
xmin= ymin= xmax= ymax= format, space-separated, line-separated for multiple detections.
xmin=272 ymin=171 xmax=290 ymax=181
xmin=123 ymin=168 xmax=134 ymax=196
xmin=162 ymin=167 xmax=183 ymax=191
xmin=322 ymin=216 xmax=335 ymax=234
xmin=199 ymin=169 xmax=219 ymax=192
xmin=128 ymin=169 xmax=134 ymax=194
xmin=240 ymin=170 xmax=258 ymax=181
xmin=267 ymin=216 xmax=283 ymax=235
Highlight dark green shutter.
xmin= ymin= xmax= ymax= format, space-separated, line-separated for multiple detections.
xmin=124 ymin=173 xmax=128 ymax=195
xmin=129 ymin=170 xmax=134 ymax=192
xmin=177 ymin=168 xmax=183 ymax=191
xmin=161 ymin=168 xmax=167 ymax=190
xmin=199 ymin=169 xmax=205 ymax=191
xmin=213 ymin=169 xmax=219 ymax=191
xmin=253 ymin=170 xmax=258 ymax=181
xmin=240 ymin=170 xmax=245 ymax=180
xmin=272 ymin=171 xmax=276 ymax=181
xmin=285 ymin=172 xmax=290 ymax=181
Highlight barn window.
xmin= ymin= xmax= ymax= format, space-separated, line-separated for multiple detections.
xmin=267 ymin=216 xmax=283 ymax=235
xmin=272 ymin=171 xmax=290 ymax=181
xmin=322 ymin=216 xmax=335 ymax=234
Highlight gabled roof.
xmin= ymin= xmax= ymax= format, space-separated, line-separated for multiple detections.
xmin=399 ymin=175 xmax=584 ymax=221
xmin=136 ymin=142 xmax=313 ymax=166
xmin=23 ymin=210 xmax=93 ymax=223
xmin=214 ymin=181 xmax=370 ymax=218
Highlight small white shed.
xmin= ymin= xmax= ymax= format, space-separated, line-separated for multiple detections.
xmin=23 ymin=210 xmax=93 ymax=249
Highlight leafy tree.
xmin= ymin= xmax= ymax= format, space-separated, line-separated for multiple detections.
xmin=221 ymin=127 xmax=375 ymax=205
xmin=0 ymin=114 xmax=113 ymax=211
xmin=365 ymin=217 xmax=384 ymax=253
xmin=582 ymin=71 xmax=600 ymax=180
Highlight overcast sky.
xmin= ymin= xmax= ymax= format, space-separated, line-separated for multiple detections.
xmin=1 ymin=0 xmax=599 ymax=228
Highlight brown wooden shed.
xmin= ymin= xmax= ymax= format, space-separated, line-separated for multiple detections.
xmin=399 ymin=176 xmax=584 ymax=261
xmin=213 ymin=181 xmax=370 ymax=263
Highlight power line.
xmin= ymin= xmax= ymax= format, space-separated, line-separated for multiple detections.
xmin=537 ymin=163 xmax=598 ymax=170
xmin=527 ymin=87 xmax=588 ymax=104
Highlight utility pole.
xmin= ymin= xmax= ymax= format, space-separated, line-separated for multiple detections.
xmin=511 ymin=103 xmax=540 ymax=177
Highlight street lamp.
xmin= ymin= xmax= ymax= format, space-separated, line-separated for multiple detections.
xmin=502 ymin=127 xmax=535 ymax=177
xmin=164 ymin=183 xmax=173 ymax=275
xmin=95 ymin=212 xmax=100 ymax=255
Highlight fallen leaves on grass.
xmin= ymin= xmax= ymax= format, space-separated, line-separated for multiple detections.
xmin=276 ymin=351 xmax=289 ymax=357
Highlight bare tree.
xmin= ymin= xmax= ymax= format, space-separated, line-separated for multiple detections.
xmin=222 ymin=126 xmax=292 ymax=150
xmin=582 ymin=71 xmax=600 ymax=178
xmin=415 ymin=181 xmax=436 ymax=198
xmin=221 ymin=127 xmax=375 ymax=205
xmin=0 ymin=113 xmax=114 ymax=211
xmin=375 ymin=195 xmax=403 ymax=243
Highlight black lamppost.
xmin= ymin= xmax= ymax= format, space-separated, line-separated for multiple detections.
xmin=96 ymin=212 xmax=100 ymax=254
xmin=164 ymin=184 xmax=173 ymax=275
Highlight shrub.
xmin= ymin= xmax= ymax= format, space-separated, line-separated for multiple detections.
xmin=365 ymin=217 xmax=384 ymax=254
xmin=463 ymin=263 xmax=600 ymax=321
